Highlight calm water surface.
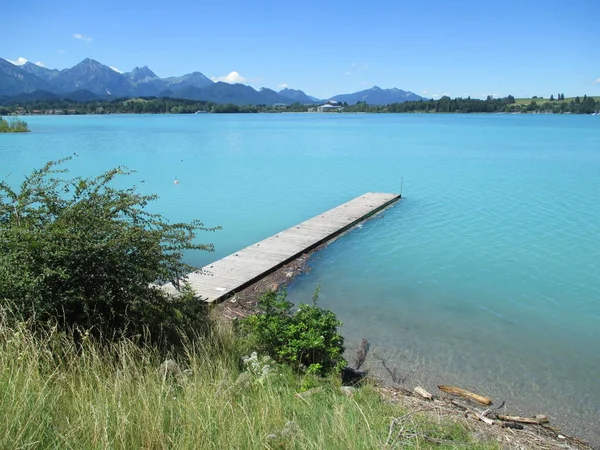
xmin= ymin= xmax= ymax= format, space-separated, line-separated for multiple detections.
xmin=2 ymin=113 xmax=599 ymax=444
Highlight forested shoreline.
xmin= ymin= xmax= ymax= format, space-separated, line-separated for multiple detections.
xmin=0 ymin=94 xmax=598 ymax=116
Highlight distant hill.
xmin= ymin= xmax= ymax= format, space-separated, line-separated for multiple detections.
xmin=20 ymin=62 xmax=60 ymax=81
xmin=278 ymin=88 xmax=320 ymax=104
xmin=124 ymin=66 xmax=159 ymax=83
xmin=62 ymin=89 xmax=105 ymax=102
xmin=169 ymin=83 xmax=293 ymax=105
xmin=331 ymin=86 xmax=425 ymax=105
xmin=1 ymin=55 xmax=425 ymax=106
xmin=0 ymin=89 xmax=104 ymax=105
xmin=0 ymin=58 xmax=50 ymax=96
xmin=48 ymin=58 xmax=133 ymax=96
xmin=165 ymin=72 xmax=214 ymax=91
xmin=257 ymin=87 xmax=294 ymax=105
xmin=1 ymin=90 xmax=59 ymax=103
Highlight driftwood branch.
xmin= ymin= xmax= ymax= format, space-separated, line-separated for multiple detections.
xmin=413 ymin=386 xmax=433 ymax=400
xmin=497 ymin=414 xmax=549 ymax=425
xmin=438 ymin=385 xmax=492 ymax=406
xmin=476 ymin=408 xmax=495 ymax=425
xmin=449 ymin=399 xmax=495 ymax=425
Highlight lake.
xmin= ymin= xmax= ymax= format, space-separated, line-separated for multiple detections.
xmin=2 ymin=113 xmax=599 ymax=444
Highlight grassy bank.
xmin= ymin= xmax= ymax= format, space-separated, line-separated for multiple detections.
xmin=0 ymin=317 xmax=497 ymax=449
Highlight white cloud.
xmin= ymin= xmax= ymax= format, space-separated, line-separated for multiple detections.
xmin=8 ymin=57 xmax=45 ymax=67
xmin=8 ymin=57 xmax=28 ymax=66
xmin=594 ymin=78 xmax=600 ymax=84
xmin=58 ymin=49 xmax=65 ymax=53
xmin=422 ymin=90 xmax=429 ymax=94
xmin=73 ymin=33 xmax=92 ymax=42
xmin=211 ymin=71 xmax=246 ymax=84
xmin=277 ymin=83 xmax=289 ymax=89
xmin=109 ymin=66 xmax=123 ymax=73
xmin=345 ymin=62 xmax=368 ymax=76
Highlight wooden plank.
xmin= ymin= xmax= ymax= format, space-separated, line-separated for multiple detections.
xmin=162 ymin=192 xmax=400 ymax=302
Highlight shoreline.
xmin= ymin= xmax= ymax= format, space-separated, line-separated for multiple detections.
xmin=9 ymin=110 xmax=597 ymax=116
xmin=214 ymin=217 xmax=597 ymax=449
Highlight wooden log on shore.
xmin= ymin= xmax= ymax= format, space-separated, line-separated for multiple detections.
xmin=414 ymin=386 xmax=433 ymax=400
xmin=438 ymin=385 xmax=492 ymax=406
xmin=497 ymin=414 xmax=549 ymax=424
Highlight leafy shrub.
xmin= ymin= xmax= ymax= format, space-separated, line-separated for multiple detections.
xmin=238 ymin=288 xmax=345 ymax=376
xmin=0 ymin=116 xmax=29 ymax=132
xmin=0 ymin=158 xmax=219 ymax=347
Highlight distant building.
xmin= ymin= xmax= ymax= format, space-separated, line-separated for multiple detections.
xmin=317 ymin=100 xmax=343 ymax=112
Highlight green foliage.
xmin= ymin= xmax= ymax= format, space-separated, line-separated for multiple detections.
xmin=2 ymin=93 xmax=600 ymax=116
xmin=0 ymin=317 xmax=498 ymax=449
xmin=0 ymin=116 xmax=29 ymax=132
xmin=341 ymin=95 xmax=600 ymax=114
xmin=0 ymin=158 xmax=220 ymax=346
xmin=239 ymin=288 xmax=346 ymax=376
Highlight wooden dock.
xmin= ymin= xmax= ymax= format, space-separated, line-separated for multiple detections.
xmin=163 ymin=192 xmax=400 ymax=303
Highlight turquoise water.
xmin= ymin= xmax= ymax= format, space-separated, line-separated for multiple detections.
xmin=2 ymin=114 xmax=599 ymax=444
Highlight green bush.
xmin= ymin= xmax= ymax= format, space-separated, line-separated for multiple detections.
xmin=238 ymin=288 xmax=346 ymax=376
xmin=0 ymin=158 xmax=219 ymax=347
xmin=0 ymin=116 xmax=30 ymax=132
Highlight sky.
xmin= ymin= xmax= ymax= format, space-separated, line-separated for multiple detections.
xmin=3 ymin=0 xmax=599 ymax=99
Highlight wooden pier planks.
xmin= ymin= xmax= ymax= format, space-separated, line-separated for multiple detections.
xmin=163 ymin=192 xmax=400 ymax=302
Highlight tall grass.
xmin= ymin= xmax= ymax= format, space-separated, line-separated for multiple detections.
xmin=0 ymin=315 xmax=497 ymax=449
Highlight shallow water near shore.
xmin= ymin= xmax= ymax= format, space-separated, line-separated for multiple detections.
xmin=2 ymin=113 xmax=599 ymax=445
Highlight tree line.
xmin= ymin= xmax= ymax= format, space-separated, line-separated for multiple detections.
xmin=1 ymin=94 xmax=598 ymax=116
xmin=343 ymin=95 xmax=599 ymax=114
xmin=0 ymin=96 xmax=310 ymax=115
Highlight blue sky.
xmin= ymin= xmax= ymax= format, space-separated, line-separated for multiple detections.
xmin=3 ymin=0 xmax=599 ymax=99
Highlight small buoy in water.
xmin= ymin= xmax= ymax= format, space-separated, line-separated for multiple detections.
xmin=174 ymin=178 xmax=179 ymax=184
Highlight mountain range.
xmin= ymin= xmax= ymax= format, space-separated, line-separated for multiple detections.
xmin=0 ymin=57 xmax=426 ymax=106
